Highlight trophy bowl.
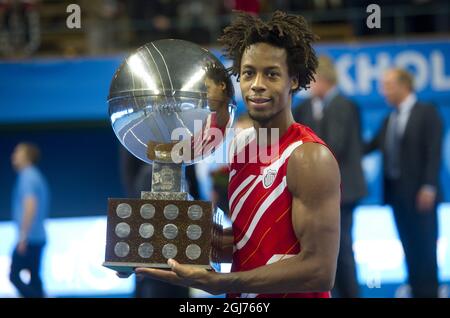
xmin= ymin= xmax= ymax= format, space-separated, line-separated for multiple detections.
xmin=108 ymin=39 xmax=236 ymax=164
xmin=103 ymin=39 xmax=235 ymax=273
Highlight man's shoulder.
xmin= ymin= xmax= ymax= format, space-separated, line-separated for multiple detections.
xmin=20 ymin=166 xmax=46 ymax=187
xmin=287 ymin=142 xmax=338 ymax=184
xmin=414 ymin=101 xmax=438 ymax=114
xmin=328 ymin=94 xmax=357 ymax=111
xmin=26 ymin=166 xmax=43 ymax=179
xmin=414 ymin=100 xmax=433 ymax=107
xmin=412 ymin=101 xmax=442 ymax=123
xmin=287 ymin=142 xmax=340 ymax=197
xmin=290 ymin=123 xmax=327 ymax=146
xmin=289 ymin=142 xmax=336 ymax=168
xmin=19 ymin=167 xmax=36 ymax=180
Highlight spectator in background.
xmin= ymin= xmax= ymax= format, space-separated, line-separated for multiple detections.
xmin=406 ymin=0 xmax=450 ymax=34
xmin=177 ymin=0 xmax=219 ymax=45
xmin=9 ymin=142 xmax=49 ymax=298
xmin=0 ymin=0 xmax=40 ymax=58
xmin=234 ymin=0 xmax=260 ymax=14
xmin=365 ymin=68 xmax=443 ymax=298
xmin=126 ymin=0 xmax=180 ymax=47
xmin=284 ymin=0 xmax=316 ymax=12
xmin=82 ymin=0 xmax=129 ymax=55
xmin=294 ymin=55 xmax=367 ymax=298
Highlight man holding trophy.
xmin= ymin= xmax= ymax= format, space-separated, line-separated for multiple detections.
xmin=105 ymin=11 xmax=340 ymax=298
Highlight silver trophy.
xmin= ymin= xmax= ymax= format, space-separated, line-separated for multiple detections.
xmin=103 ymin=39 xmax=236 ymax=273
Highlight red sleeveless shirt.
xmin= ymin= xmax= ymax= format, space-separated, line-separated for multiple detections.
xmin=227 ymin=123 xmax=331 ymax=298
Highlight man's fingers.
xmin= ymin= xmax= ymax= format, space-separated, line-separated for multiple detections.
xmin=168 ymin=259 xmax=190 ymax=278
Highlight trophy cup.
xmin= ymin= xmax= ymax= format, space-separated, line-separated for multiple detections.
xmin=103 ymin=39 xmax=236 ymax=273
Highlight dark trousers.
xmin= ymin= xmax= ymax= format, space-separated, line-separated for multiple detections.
xmin=9 ymin=242 xmax=45 ymax=298
xmin=333 ymin=203 xmax=360 ymax=298
xmin=387 ymin=181 xmax=439 ymax=298
xmin=135 ymin=277 xmax=190 ymax=298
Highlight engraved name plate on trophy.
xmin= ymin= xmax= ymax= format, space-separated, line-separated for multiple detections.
xmin=103 ymin=39 xmax=235 ymax=273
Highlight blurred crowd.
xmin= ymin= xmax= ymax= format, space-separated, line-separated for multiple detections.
xmin=0 ymin=0 xmax=449 ymax=58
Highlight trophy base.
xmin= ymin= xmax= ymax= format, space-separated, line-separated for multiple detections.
xmin=104 ymin=198 xmax=221 ymax=272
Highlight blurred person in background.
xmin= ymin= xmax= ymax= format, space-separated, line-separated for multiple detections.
xmin=0 ymin=0 xmax=40 ymax=58
xmin=233 ymin=0 xmax=260 ymax=14
xmin=126 ymin=0 xmax=180 ymax=47
xmin=176 ymin=0 xmax=219 ymax=45
xmin=294 ymin=55 xmax=367 ymax=298
xmin=365 ymin=68 xmax=443 ymax=298
xmin=82 ymin=0 xmax=129 ymax=55
xmin=9 ymin=142 xmax=49 ymax=298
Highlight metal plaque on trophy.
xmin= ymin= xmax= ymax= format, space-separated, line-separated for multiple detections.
xmin=103 ymin=39 xmax=236 ymax=273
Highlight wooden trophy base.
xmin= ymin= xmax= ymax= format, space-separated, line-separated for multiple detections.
xmin=103 ymin=198 xmax=220 ymax=273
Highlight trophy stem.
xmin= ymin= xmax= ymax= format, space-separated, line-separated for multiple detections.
xmin=151 ymin=161 xmax=185 ymax=192
xmin=141 ymin=162 xmax=188 ymax=200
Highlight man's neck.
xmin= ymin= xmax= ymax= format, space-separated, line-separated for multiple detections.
xmin=252 ymin=107 xmax=294 ymax=147
xmin=321 ymin=85 xmax=338 ymax=102
xmin=18 ymin=162 xmax=32 ymax=172
xmin=396 ymin=92 xmax=416 ymax=112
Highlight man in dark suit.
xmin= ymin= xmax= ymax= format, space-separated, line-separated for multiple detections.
xmin=365 ymin=68 xmax=443 ymax=298
xmin=294 ymin=56 xmax=367 ymax=298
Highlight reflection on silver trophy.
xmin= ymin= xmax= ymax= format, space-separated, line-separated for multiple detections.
xmin=103 ymin=39 xmax=236 ymax=273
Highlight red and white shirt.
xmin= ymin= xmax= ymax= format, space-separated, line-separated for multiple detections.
xmin=227 ymin=123 xmax=331 ymax=298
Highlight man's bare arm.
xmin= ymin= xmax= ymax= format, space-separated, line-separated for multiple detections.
xmin=288 ymin=143 xmax=341 ymax=289
xmin=214 ymin=143 xmax=341 ymax=293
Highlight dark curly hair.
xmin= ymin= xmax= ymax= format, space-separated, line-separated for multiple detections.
xmin=218 ymin=10 xmax=319 ymax=93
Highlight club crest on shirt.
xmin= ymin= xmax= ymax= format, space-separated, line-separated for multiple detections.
xmin=262 ymin=168 xmax=277 ymax=188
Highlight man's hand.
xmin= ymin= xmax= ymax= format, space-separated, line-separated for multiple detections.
xmin=17 ymin=240 xmax=27 ymax=255
xmin=416 ymin=186 xmax=436 ymax=213
xmin=135 ymin=259 xmax=222 ymax=295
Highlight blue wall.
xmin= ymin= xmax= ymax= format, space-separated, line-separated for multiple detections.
xmin=0 ymin=57 xmax=122 ymax=122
